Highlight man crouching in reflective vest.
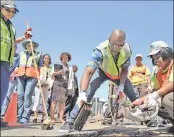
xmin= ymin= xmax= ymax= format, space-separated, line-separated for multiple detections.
xmin=132 ymin=41 xmax=174 ymax=133
xmin=15 ymin=40 xmax=43 ymax=124
xmin=59 ymin=29 xmax=138 ymax=133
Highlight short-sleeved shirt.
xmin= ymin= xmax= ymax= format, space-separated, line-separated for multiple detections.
xmin=128 ymin=64 xmax=150 ymax=86
xmin=87 ymin=49 xmax=130 ymax=71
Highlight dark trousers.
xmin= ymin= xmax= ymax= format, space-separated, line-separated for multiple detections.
xmin=64 ymin=95 xmax=78 ymax=119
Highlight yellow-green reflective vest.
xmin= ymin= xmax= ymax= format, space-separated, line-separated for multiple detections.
xmin=0 ymin=17 xmax=15 ymax=65
xmin=19 ymin=51 xmax=41 ymax=67
xmin=96 ymin=40 xmax=131 ymax=80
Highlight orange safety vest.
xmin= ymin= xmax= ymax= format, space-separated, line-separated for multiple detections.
xmin=16 ymin=51 xmax=41 ymax=79
xmin=156 ymin=61 xmax=173 ymax=87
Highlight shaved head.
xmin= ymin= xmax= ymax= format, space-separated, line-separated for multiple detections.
xmin=109 ymin=29 xmax=126 ymax=55
xmin=110 ymin=29 xmax=126 ymax=42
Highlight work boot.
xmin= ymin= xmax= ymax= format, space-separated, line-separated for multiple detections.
xmin=59 ymin=121 xmax=74 ymax=133
xmin=1 ymin=119 xmax=8 ymax=127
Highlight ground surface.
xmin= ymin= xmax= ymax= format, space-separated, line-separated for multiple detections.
xmin=1 ymin=115 xmax=173 ymax=137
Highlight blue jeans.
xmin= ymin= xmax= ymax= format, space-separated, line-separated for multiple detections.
xmin=17 ymin=76 xmax=38 ymax=120
xmin=68 ymin=69 xmax=138 ymax=122
xmin=1 ymin=78 xmax=18 ymax=117
xmin=0 ymin=62 xmax=10 ymax=115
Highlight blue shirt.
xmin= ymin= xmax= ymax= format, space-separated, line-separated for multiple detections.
xmin=87 ymin=49 xmax=130 ymax=70
xmin=10 ymin=53 xmax=20 ymax=74
xmin=16 ymin=51 xmax=43 ymax=68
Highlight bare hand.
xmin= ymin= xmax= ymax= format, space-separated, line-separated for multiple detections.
xmin=58 ymin=69 xmax=64 ymax=75
xmin=10 ymin=73 xmax=15 ymax=82
xmin=132 ymin=98 xmax=144 ymax=106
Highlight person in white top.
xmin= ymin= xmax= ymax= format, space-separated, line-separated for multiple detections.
xmin=32 ymin=54 xmax=52 ymax=123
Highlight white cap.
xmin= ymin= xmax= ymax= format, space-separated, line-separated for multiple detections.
xmin=135 ymin=54 xmax=143 ymax=59
xmin=1 ymin=0 xmax=19 ymax=12
xmin=148 ymin=41 xmax=168 ymax=56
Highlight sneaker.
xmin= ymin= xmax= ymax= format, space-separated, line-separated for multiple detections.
xmin=20 ymin=118 xmax=29 ymax=124
xmin=167 ymin=126 xmax=174 ymax=133
xmin=59 ymin=122 xmax=74 ymax=133
xmin=1 ymin=120 xmax=8 ymax=127
xmin=146 ymin=116 xmax=167 ymax=127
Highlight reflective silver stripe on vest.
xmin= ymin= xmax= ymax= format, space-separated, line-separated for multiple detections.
xmin=1 ymin=36 xmax=11 ymax=44
xmin=102 ymin=48 xmax=108 ymax=71
xmin=20 ymin=64 xmax=35 ymax=67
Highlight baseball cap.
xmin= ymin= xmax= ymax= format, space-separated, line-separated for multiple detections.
xmin=1 ymin=0 xmax=19 ymax=12
xmin=148 ymin=41 xmax=168 ymax=56
xmin=135 ymin=54 xmax=143 ymax=59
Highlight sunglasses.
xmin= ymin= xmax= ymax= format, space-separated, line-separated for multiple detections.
xmin=4 ymin=7 xmax=16 ymax=14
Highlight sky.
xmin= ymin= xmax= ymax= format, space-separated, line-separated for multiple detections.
xmin=13 ymin=1 xmax=173 ymax=101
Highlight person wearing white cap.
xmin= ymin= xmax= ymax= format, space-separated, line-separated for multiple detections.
xmin=128 ymin=54 xmax=151 ymax=98
xmin=1 ymin=0 xmax=32 ymax=127
xmin=132 ymin=41 xmax=174 ymax=133
xmin=149 ymin=41 xmax=169 ymax=90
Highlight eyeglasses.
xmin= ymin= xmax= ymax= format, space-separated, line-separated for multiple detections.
xmin=109 ymin=40 xmax=125 ymax=48
xmin=4 ymin=7 xmax=16 ymax=14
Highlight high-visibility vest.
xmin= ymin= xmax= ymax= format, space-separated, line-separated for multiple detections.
xmin=156 ymin=60 xmax=173 ymax=87
xmin=96 ymin=40 xmax=131 ymax=80
xmin=16 ymin=51 xmax=41 ymax=79
xmin=151 ymin=65 xmax=159 ymax=88
xmin=0 ymin=16 xmax=15 ymax=65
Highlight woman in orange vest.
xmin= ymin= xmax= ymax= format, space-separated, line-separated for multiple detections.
xmin=15 ymin=40 xmax=43 ymax=124
xmin=132 ymin=41 xmax=173 ymax=133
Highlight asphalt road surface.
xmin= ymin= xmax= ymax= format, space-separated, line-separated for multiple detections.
xmin=1 ymin=115 xmax=173 ymax=137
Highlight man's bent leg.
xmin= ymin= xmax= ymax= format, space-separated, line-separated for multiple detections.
xmin=68 ymin=70 xmax=108 ymax=121
xmin=60 ymin=70 xmax=108 ymax=133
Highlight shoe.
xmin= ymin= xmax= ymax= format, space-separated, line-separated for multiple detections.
xmin=32 ymin=118 xmax=37 ymax=123
xmin=146 ymin=116 xmax=167 ymax=127
xmin=1 ymin=120 xmax=8 ymax=127
xmin=167 ymin=126 xmax=174 ymax=133
xmin=20 ymin=118 xmax=29 ymax=124
xmin=59 ymin=121 xmax=74 ymax=133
